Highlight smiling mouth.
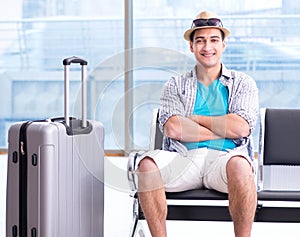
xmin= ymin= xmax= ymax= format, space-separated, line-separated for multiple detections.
xmin=201 ymin=53 xmax=215 ymax=57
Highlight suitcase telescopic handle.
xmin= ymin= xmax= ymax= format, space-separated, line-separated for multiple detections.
xmin=63 ymin=56 xmax=88 ymax=66
xmin=63 ymin=56 xmax=88 ymax=128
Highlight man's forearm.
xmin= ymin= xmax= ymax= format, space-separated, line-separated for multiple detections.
xmin=164 ymin=116 xmax=222 ymax=142
xmin=188 ymin=113 xmax=250 ymax=139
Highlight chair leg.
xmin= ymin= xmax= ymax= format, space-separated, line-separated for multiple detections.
xmin=129 ymin=215 xmax=138 ymax=237
xmin=138 ymin=229 xmax=146 ymax=237
xmin=129 ymin=197 xmax=140 ymax=237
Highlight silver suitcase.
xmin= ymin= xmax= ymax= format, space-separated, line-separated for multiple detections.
xmin=6 ymin=57 xmax=105 ymax=237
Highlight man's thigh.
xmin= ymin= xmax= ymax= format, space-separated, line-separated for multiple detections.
xmin=203 ymin=149 xmax=254 ymax=193
xmin=136 ymin=148 xmax=209 ymax=192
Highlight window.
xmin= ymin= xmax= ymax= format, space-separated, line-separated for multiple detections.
xmin=0 ymin=0 xmax=299 ymax=152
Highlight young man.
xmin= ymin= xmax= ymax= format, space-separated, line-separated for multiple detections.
xmin=136 ymin=11 xmax=259 ymax=237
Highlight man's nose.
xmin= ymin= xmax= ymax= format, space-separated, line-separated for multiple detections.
xmin=203 ymin=41 xmax=212 ymax=50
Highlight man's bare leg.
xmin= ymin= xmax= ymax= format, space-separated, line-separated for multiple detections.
xmin=227 ymin=156 xmax=257 ymax=237
xmin=137 ymin=157 xmax=167 ymax=237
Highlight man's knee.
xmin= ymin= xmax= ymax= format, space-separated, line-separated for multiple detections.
xmin=137 ymin=156 xmax=164 ymax=192
xmin=226 ymin=156 xmax=257 ymax=201
xmin=138 ymin=156 xmax=159 ymax=173
xmin=226 ymin=156 xmax=254 ymax=181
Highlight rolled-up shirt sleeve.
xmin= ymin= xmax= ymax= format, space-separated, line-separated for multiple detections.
xmin=228 ymin=72 xmax=259 ymax=134
xmin=158 ymin=76 xmax=185 ymax=131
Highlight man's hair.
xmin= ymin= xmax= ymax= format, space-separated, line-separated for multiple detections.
xmin=190 ymin=29 xmax=225 ymax=42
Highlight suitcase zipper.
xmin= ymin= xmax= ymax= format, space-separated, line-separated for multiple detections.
xmin=20 ymin=141 xmax=25 ymax=156
xmin=19 ymin=121 xmax=32 ymax=237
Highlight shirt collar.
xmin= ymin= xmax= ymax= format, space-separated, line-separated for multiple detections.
xmin=220 ymin=63 xmax=232 ymax=80
xmin=191 ymin=63 xmax=232 ymax=81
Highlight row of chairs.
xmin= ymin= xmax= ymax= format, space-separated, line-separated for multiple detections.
xmin=127 ymin=108 xmax=300 ymax=236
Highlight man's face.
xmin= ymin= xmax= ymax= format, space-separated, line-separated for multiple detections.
xmin=190 ymin=28 xmax=226 ymax=69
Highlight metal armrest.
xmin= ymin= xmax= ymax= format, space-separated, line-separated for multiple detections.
xmin=127 ymin=151 xmax=147 ymax=237
xmin=127 ymin=152 xmax=137 ymax=192
xmin=127 ymin=151 xmax=145 ymax=193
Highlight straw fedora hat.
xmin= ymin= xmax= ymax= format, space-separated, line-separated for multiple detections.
xmin=184 ymin=11 xmax=230 ymax=41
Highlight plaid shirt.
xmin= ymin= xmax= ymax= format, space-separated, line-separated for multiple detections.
xmin=158 ymin=63 xmax=259 ymax=159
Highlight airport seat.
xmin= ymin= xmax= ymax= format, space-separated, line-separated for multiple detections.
xmin=127 ymin=108 xmax=300 ymax=237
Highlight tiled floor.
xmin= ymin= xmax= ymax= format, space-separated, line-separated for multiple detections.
xmin=1 ymin=155 xmax=300 ymax=237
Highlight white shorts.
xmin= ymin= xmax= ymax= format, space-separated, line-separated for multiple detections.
xmin=135 ymin=147 xmax=254 ymax=193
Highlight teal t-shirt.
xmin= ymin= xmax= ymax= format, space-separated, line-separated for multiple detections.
xmin=183 ymin=79 xmax=237 ymax=151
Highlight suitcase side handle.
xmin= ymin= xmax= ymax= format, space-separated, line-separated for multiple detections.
xmin=63 ymin=56 xmax=87 ymax=128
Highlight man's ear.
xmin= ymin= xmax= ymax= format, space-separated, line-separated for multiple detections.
xmin=222 ymin=40 xmax=226 ymax=52
xmin=189 ymin=41 xmax=194 ymax=52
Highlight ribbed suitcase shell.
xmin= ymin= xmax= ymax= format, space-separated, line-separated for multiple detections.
xmin=6 ymin=119 xmax=104 ymax=237
xmin=6 ymin=56 xmax=104 ymax=237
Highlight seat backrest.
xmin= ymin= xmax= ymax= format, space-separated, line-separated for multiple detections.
xmin=260 ymin=108 xmax=300 ymax=165
xmin=149 ymin=109 xmax=163 ymax=150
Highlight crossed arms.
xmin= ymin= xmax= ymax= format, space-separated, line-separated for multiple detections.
xmin=163 ymin=113 xmax=250 ymax=142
